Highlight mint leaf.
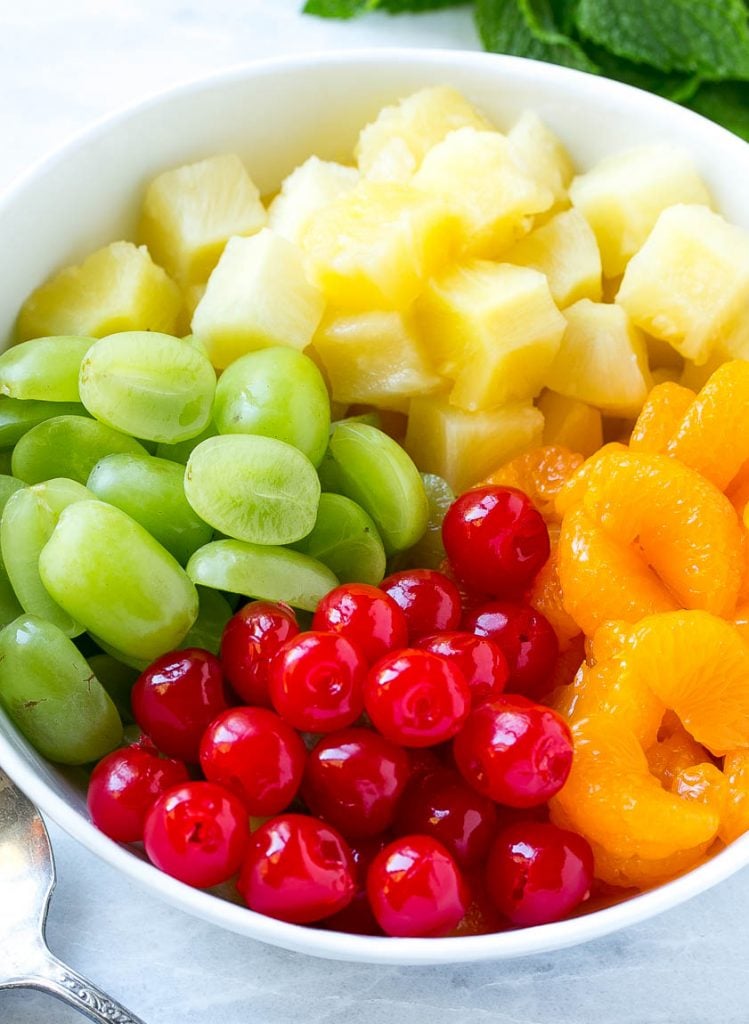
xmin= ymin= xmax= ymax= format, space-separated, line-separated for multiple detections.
xmin=574 ymin=0 xmax=749 ymax=80
xmin=475 ymin=0 xmax=598 ymax=73
xmin=589 ymin=45 xmax=701 ymax=103
xmin=688 ymin=81 xmax=749 ymax=140
xmin=379 ymin=0 xmax=470 ymax=10
xmin=303 ymin=0 xmax=375 ymax=16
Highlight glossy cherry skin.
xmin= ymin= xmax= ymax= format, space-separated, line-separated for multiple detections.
xmin=380 ymin=569 xmax=462 ymax=641
xmin=453 ymin=695 xmax=573 ymax=808
xmin=238 ymin=814 xmax=356 ymax=924
xmin=200 ymin=706 xmax=306 ymax=817
xmin=87 ymin=741 xmax=189 ymax=843
xmin=442 ymin=486 xmax=550 ymax=598
xmin=303 ymin=728 xmax=410 ymax=839
xmin=486 ymin=822 xmax=594 ymax=925
xmin=367 ymin=835 xmax=468 ymax=937
xmin=313 ymin=583 xmax=408 ymax=664
xmin=220 ymin=601 xmax=299 ymax=707
xmin=394 ymin=768 xmax=498 ymax=868
xmin=143 ymin=781 xmax=250 ymax=889
xmin=364 ymin=649 xmax=471 ymax=748
xmin=269 ymin=631 xmax=367 ymax=733
xmin=321 ymin=836 xmax=388 ymax=935
xmin=465 ymin=602 xmax=559 ymax=699
xmin=416 ymin=631 xmax=509 ymax=707
xmin=131 ymin=648 xmax=231 ymax=762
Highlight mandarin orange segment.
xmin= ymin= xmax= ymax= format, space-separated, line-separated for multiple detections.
xmin=480 ymin=444 xmax=583 ymax=522
xmin=628 ymin=611 xmax=749 ymax=755
xmin=583 ymin=834 xmax=714 ymax=889
xmin=666 ymin=360 xmax=749 ymax=489
xmin=549 ymin=714 xmax=722 ymax=861
xmin=727 ymin=458 xmax=749 ymax=517
xmin=554 ymin=442 xmax=627 ymax=517
xmin=557 ymin=504 xmax=678 ymax=636
xmin=527 ymin=545 xmax=582 ymax=651
xmin=646 ymin=712 xmax=713 ymax=789
xmin=581 ymin=449 xmax=743 ymax=617
xmin=629 ymin=381 xmax=695 ymax=453
xmin=720 ymin=750 xmax=749 ymax=844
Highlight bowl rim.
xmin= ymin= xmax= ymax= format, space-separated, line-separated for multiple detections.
xmin=2 ymin=45 xmax=749 ymax=965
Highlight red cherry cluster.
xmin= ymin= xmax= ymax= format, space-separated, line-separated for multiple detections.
xmin=87 ymin=485 xmax=594 ymax=938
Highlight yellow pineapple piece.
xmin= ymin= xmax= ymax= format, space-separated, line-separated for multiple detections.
xmin=650 ymin=366 xmax=682 ymax=386
xmin=415 ymin=261 xmax=565 ymax=411
xmin=508 ymin=111 xmax=575 ymax=204
xmin=312 ymin=310 xmax=444 ymax=410
xmin=301 ymin=181 xmax=457 ymax=310
xmin=139 ymin=154 xmax=266 ymax=286
xmin=17 ymin=241 xmax=181 ymax=341
xmin=175 ymin=283 xmax=207 ymax=336
xmin=405 ymin=396 xmax=543 ymax=494
xmin=537 ymin=390 xmax=603 ymax=457
xmin=646 ymin=333 xmax=683 ymax=371
xmin=505 ymin=208 xmax=602 ymax=308
xmin=268 ymin=157 xmax=358 ymax=245
xmin=680 ymin=351 xmax=725 ymax=391
xmin=617 ymin=204 xmax=749 ymax=364
xmin=355 ymin=86 xmax=492 ymax=182
xmin=546 ymin=299 xmax=651 ymax=415
xmin=192 ymin=229 xmax=324 ymax=369
xmin=570 ymin=145 xmax=712 ymax=277
xmin=411 ymin=128 xmax=553 ymax=258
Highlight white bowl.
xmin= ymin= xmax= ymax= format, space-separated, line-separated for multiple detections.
xmin=1 ymin=48 xmax=749 ymax=965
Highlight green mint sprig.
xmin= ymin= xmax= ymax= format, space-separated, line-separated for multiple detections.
xmin=302 ymin=0 xmax=749 ymax=141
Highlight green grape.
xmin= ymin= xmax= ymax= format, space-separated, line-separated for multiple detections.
xmin=0 ymin=397 xmax=87 ymax=447
xmin=213 ymin=348 xmax=330 ymax=466
xmin=92 ymin=636 xmax=149 ymax=672
xmin=1 ymin=478 xmax=92 ymax=636
xmin=331 ymin=411 xmax=382 ymax=430
xmin=155 ymin=421 xmax=218 ymax=465
xmin=0 ymin=614 xmax=122 ymax=765
xmin=185 ymin=435 xmax=320 ymax=546
xmin=390 ymin=474 xmax=455 ymax=571
xmin=39 ymin=499 xmax=199 ymax=661
xmin=187 ymin=539 xmax=338 ymax=611
xmin=291 ymin=492 xmax=386 ymax=586
xmin=12 ymin=415 xmax=146 ymax=485
xmin=322 ymin=422 xmax=429 ymax=555
xmin=179 ymin=586 xmax=233 ymax=655
xmin=79 ymin=332 xmax=216 ymax=443
xmin=87 ymin=452 xmax=212 ymax=564
xmin=0 ymin=475 xmax=25 ymax=628
xmin=0 ymin=336 xmax=92 ymax=402
xmin=87 ymin=653 xmax=138 ymax=724
xmin=0 ymin=451 xmax=12 ymax=475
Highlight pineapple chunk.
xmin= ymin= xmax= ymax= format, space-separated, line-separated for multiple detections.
xmin=355 ymin=86 xmax=492 ymax=182
xmin=268 ymin=157 xmax=358 ymax=245
xmin=405 ymin=396 xmax=543 ymax=494
xmin=508 ymin=112 xmax=575 ymax=204
xmin=570 ymin=145 xmax=712 ymax=277
xmin=617 ymin=205 xmax=749 ymax=365
xmin=537 ymin=390 xmax=603 ymax=458
xmin=191 ymin=229 xmax=324 ymax=369
xmin=546 ymin=300 xmax=651 ymax=415
xmin=301 ymin=181 xmax=456 ymax=310
xmin=505 ymin=208 xmax=602 ymax=308
xmin=17 ymin=241 xmax=180 ymax=341
xmin=412 ymin=128 xmax=553 ymax=258
xmin=415 ymin=261 xmax=566 ymax=411
xmin=139 ymin=153 xmax=266 ymax=285
xmin=312 ymin=310 xmax=444 ymax=410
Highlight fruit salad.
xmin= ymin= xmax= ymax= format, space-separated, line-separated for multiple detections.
xmin=2 ymin=84 xmax=749 ymax=939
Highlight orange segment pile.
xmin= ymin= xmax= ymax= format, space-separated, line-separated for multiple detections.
xmin=493 ymin=357 xmax=749 ymax=890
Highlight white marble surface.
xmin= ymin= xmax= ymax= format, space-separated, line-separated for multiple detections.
xmin=1 ymin=2 xmax=748 ymax=1021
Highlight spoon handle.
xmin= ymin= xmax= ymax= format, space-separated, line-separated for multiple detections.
xmin=20 ymin=950 xmax=147 ymax=1024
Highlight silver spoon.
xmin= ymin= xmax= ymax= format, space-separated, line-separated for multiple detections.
xmin=0 ymin=767 xmax=146 ymax=1023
